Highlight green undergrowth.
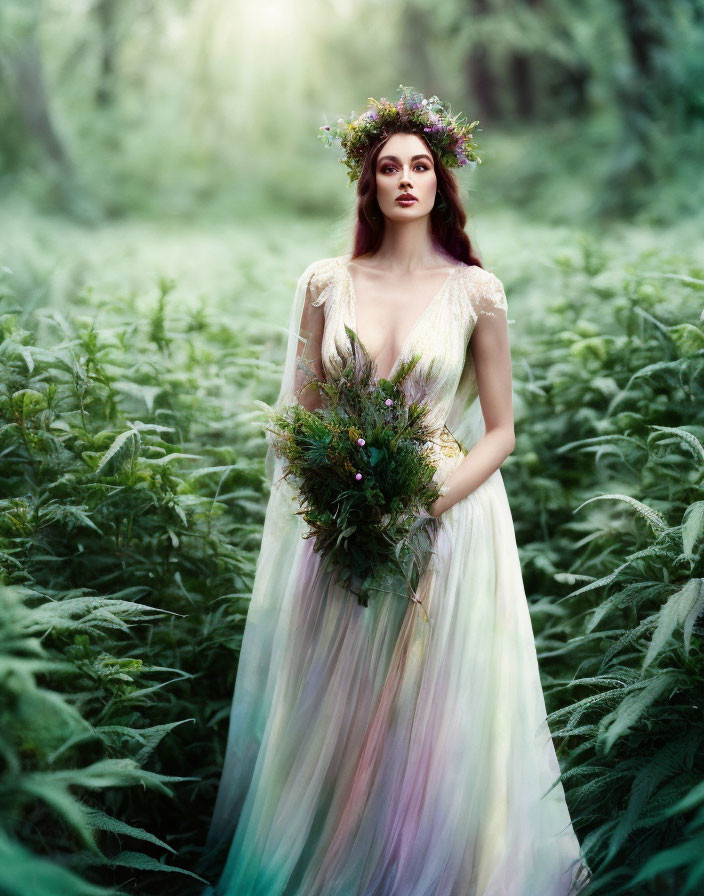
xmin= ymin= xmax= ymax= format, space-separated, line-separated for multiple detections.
xmin=504 ymin=245 xmax=704 ymax=895
xmin=1 ymin=238 xmax=703 ymax=894
xmin=0 ymin=272 xmax=281 ymax=894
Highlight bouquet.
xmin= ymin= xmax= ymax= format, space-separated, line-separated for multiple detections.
xmin=266 ymin=326 xmax=442 ymax=620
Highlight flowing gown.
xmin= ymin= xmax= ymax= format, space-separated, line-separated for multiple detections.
xmin=200 ymin=254 xmax=592 ymax=896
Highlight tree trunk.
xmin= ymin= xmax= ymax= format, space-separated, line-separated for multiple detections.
xmin=94 ymin=0 xmax=119 ymax=107
xmin=600 ymin=0 xmax=669 ymax=214
xmin=399 ymin=2 xmax=434 ymax=91
xmin=466 ymin=0 xmax=499 ymax=122
xmin=13 ymin=26 xmax=72 ymax=172
xmin=510 ymin=51 xmax=534 ymax=120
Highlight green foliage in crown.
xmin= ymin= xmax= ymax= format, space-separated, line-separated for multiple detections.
xmin=319 ymin=84 xmax=481 ymax=184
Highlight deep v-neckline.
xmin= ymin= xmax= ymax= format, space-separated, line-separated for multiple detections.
xmin=341 ymin=258 xmax=464 ymax=381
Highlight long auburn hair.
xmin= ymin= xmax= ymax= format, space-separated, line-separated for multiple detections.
xmin=350 ymin=129 xmax=484 ymax=268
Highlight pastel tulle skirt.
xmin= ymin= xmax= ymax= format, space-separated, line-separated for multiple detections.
xmin=200 ymin=459 xmax=591 ymax=896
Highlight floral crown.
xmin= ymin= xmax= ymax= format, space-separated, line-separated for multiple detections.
xmin=319 ymin=84 xmax=481 ymax=184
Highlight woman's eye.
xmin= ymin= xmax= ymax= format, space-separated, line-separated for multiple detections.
xmin=380 ymin=164 xmax=428 ymax=174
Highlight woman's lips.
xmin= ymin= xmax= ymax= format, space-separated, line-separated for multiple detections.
xmin=396 ymin=197 xmax=417 ymax=206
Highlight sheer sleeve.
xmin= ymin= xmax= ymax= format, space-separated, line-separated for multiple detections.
xmin=470 ymin=270 xmax=508 ymax=320
xmin=292 ymin=260 xmax=337 ymax=410
xmin=444 ymin=268 xmax=509 ymax=455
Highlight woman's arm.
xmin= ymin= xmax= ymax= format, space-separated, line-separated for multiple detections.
xmin=429 ymin=307 xmax=515 ymax=517
xmin=294 ymin=275 xmax=326 ymax=412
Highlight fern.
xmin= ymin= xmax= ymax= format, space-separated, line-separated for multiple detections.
xmin=642 ymin=578 xmax=704 ymax=666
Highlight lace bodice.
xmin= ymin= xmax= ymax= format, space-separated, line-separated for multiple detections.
xmin=301 ymin=253 xmax=506 ymax=423
xmin=296 ymin=253 xmax=508 ymax=487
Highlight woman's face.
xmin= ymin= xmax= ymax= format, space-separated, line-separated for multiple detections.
xmin=374 ymin=132 xmax=438 ymax=222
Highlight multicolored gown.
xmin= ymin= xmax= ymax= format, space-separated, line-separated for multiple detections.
xmin=199 ymin=254 xmax=591 ymax=895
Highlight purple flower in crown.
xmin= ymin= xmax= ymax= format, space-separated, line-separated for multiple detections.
xmin=318 ymin=84 xmax=482 ymax=184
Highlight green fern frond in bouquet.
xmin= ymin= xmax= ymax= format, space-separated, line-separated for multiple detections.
xmin=267 ymin=326 xmax=442 ymax=620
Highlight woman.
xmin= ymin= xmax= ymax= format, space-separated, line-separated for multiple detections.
xmin=199 ymin=87 xmax=591 ymax=896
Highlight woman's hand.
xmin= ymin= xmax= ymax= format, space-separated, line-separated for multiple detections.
xmin=429 ymin=493 xmax=450 ymax=519
xmin=429 ymin=426 xmax=515 ymax=519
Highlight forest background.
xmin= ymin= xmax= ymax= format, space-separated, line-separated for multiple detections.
xmin=1 ymin=1 xmax=703 ymax=894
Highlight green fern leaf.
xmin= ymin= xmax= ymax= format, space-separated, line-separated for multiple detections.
xmin=602 ymin=671 xmax=679 ymax=751
xmin=643 ymin=578 xmax=704 ymax=668
xmin=573 ymin=493 xmax=668 ymax=533
xmin=95 ymin=428 xmax=141 ymax=476
xmin=682 ymin=503 xmax=704 ymax=556
xmin=648 ymin=425 xmax=704 ymax=463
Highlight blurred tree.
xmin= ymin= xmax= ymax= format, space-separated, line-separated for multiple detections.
xmin=509 ymin=0 xmax=537 ymax=120
xmin=399 ymin=1 xmax=434 ymax=90
xmin=612 ymin=0 xmax=668 ymax=187
xmin=466 ymin=0 xmax=501 ymax=121
xmin=0 ymin=0 xmax=700 ymax=221
xmin=600 ymin=0 xmax=703 ymax=215
xmin=453 ymin=0 xmax=593 ymax=124
xmin=4 ymin=0 xmax=72 ymax=175
xmin=538 ymin=0 xmax=591 ymax=118
xmin=93 ymin=0 xmax=119 ymax=107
